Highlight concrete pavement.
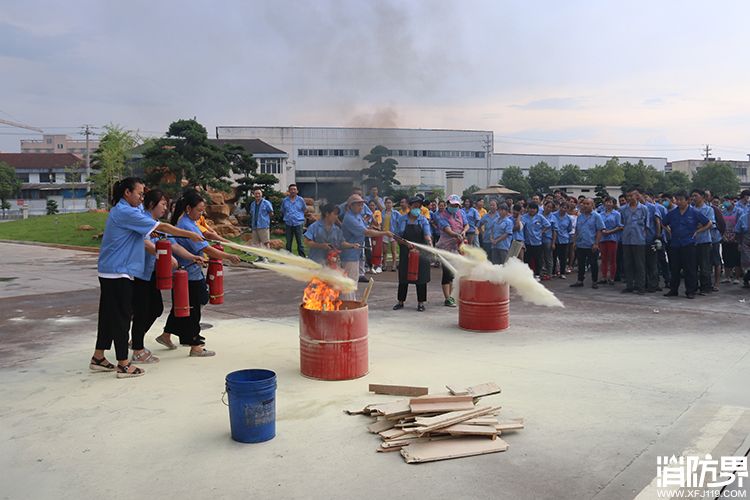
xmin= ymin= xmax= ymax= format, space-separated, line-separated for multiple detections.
xmin=0 ymin=242 xmax=748 ymax=499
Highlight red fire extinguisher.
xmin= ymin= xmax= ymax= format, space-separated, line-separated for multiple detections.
xmin=371 ymin=236 xmax=383 ymax=268
xmin=407 ymin=249 xmax=420 ymax=281
xmin=207 ymin=244 xmax=224 ymax=305
xmin=173 ymin=269 xmax=190 ymax=318
xmin=155 ymin=239 xmax=173 ymax=290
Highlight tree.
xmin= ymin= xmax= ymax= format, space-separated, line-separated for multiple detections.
xmin=0 ymin=161 xmax=21 ymax=217
xmin=142 ymin=119 xmax=232 ymax=197
xmin=558 ymin=164 xmax=584 ymax=185
xmin=463 ymin=185 xmax=481 ymax=198
xmin=89 ymin=124 xmax=141 ymax=204
xmin=584 ymin=157 xmax=624 ymax=187
xmin=528 ymin=161 xmax=560 ymax=194
xmin=691 ymin=162 xmax=740 ymax=197
xmin=654 ymin=171 xmax=691 ymax=194
xmin=361 ymin=145 xmax=400 ymax=194
xmin=501 ymin=166 xmax=531 ymax=198
xmin=46 ymin=199 xmax=59 ymax=215
xmin=621 ymin=160 xmax=661 ymax=192
xmin=223 ymin=143 xmax=259 ymax=205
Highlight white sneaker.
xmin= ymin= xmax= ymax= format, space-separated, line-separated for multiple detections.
xmin=733 ymin=279 xmax=741 ymax=285
xmin=374 ymin=267 xmax=382 ymax=274
xmin=721 ymin=278 xmax=731 ymax=284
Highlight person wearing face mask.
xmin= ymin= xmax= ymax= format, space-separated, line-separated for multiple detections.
xmin=435 ymin=195 xmax=468 ymax=307
xmin=392 ymin=197 xmax=433 ymax=311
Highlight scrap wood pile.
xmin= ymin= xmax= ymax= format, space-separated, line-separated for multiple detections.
xmin=345 ymin=382 xmax=524 ymax=464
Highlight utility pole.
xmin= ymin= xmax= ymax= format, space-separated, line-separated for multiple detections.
xmin=483 ymin=134 xmax=492 ymax=187
xmin=81 ymin=124 xmax=97 ymax=209
xmin=702 ymin=144 xmax=712 ymax=160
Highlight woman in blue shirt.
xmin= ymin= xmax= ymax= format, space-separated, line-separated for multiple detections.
xmin=599 ymin=196 xmax=623 ymax=285
xmin=393 ymin=197 xmax=432 ymax=312
xmin=130 ymin=189 xmax=206 ymax=364
xmin=304 ymin=203 xmax=359 ymax=266
xmin=159 ymin=189 xmax=241 ymax=357
xmin=461 ymin=198 xmax=481 ymax=247
xmin=91 ymin=178 xmax=204 ymax=379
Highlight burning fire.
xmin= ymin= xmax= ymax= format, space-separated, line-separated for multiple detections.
xmin=302 ymin=278 xmax=343 ymax=311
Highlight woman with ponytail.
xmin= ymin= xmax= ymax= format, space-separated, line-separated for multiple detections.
xmin=156 ymin=189 xmax=240 ymax=357
xmin=92 ymin=178 xmax=204 ymax=379
xmin=129 ymin=189 xmax=206 ymax=364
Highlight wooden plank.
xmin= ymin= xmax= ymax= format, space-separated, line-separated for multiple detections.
xmin=401 ymin=437 xmax=509 ymax=463
xmin=464 ymin=416 xmax=500 ymax=426
xmin=438 ymin=423 xmax=499 ymax=437
xmin=413 ymin=406 xmax=499 ymax=435
xmin=368 ymin=399 xmax=412 ymax=418
xmin=369 ymin=384 xmax=429 ymax=397
xmin=367 ymin=418 xmax=395 ymax=434
xmin=382 ymin=435 xmax=453 ymax=448
xmin=466 ymin=382 xmax=502 ymax=398
xmin=409 ymin=395 xmax=475 ymax=414
xmin=496 ymin=420 xmax=525 ymax=432
xmin=379 ymin=428 xmax=409 ymax=440
xmin=446 ymin=384 xmax=470 ymax=396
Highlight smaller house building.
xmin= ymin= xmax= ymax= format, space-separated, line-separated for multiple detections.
xmin=0 ymin=153 xmax=91 ymax=215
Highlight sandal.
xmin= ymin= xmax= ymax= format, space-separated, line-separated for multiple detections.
xmin=89 ymin=356 xmax=116 ymax=372
xmin=155 ymin=334 xmax=177 ymax=350
xmin=116 ymin=363 xmax=145 ymax=379
xmin=131 ymin=348 xmax=160 ymax=364
xmin=189 ymin=348 xmax=216 ymax=357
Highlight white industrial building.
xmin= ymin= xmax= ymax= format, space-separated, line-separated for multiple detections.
xmin=216 ymin=126 xmax=492 ymax=200
xmin=215 ymin=126 xmax=669 ymax=199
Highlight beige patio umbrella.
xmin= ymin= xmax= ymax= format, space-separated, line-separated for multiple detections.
xmin=471 ymin=185 xmax=521 ymax=196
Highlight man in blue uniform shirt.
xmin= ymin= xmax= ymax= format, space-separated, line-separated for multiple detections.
xmin=570 ymin=198 xmax=604 ymax=289
xmin=662 ymin=191 xmax=712 ymax=299
xmin=280 ymin=183 xmax=307 ymax=257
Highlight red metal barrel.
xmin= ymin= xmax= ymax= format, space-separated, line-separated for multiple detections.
xmin=299 ymin=301 xmax=368 ymax=380
xmin=458 ymin=278 xmax=510 ymax=332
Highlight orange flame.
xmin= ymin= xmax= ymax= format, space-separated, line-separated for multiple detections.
xmin=302 ymin=278 xmax=342 ymax=311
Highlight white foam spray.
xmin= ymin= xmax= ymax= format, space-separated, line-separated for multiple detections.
xmin=408 ymin=242 xmax=564 ymax=308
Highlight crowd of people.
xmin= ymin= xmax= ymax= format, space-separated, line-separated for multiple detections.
xmin=92 ymin=178 xmax=750 ymax=378
xmin=268 ymin=184 xmax=750 ymax=306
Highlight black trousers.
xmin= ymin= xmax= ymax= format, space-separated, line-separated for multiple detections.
xmin=696 ymin=243 xmax=712 ymax=292
xmin=622 ymin=244 xmax=646 ymax=292
xmin=96 ymin=277 xmax=133 ymax=361
xmin=164 ymin=279 xmax=207 ymax=346
xmin=442 ymin=263 xmax=455 ymax=285
xmin=615 ymin=242 xmax=624 ymax=281
xmin=285 ymin=224 xmax=306 ymax=257
xmin=668 ymin=245 xmax=698 ymax=295
xmin=645 ymin=244 xmax=660 ymax=290
xmin=554 ymin=243 xmax=569 ymax=274
xmin=131 ymin=275 xmax=164 ymax=351
xmin=576 ymin=248 xmax=598 ymax=283
xmin=525 ymin=245 xmax=543 ymax=275
xmin=397 ymin=282 xmax=427 ymax=303
xmin=657 ymin=246 xmax=671 ymax=284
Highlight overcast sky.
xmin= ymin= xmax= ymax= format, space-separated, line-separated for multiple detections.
xmin=2 ymin=0 xmax=749 ymax=160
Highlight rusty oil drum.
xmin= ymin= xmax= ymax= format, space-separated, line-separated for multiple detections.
xmin=458 ymin=278 xmax=510 ymax=332
xmin=299 ymin=301 xmax=368 ymax=380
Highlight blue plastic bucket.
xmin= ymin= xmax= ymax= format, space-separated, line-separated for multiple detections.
xmin=225 ymin=369 xmax=277 ymax=443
